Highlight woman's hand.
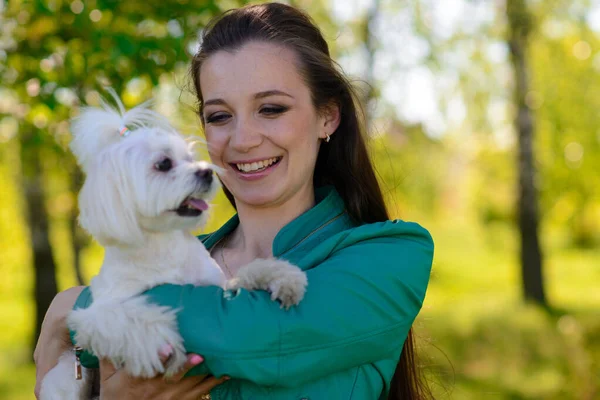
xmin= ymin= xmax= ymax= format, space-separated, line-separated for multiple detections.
xmin=34 ymin=286 xmax=85 ymax=398
xmin=99 ymin=351 xmax=230 ymax=400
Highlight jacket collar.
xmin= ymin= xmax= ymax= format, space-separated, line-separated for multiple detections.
xmin=201 ymin=186 xmax=348 ymax=257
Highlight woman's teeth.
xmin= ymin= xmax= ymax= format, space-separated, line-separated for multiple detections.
xmin=236 ymin=157 xmax=279 ymax=173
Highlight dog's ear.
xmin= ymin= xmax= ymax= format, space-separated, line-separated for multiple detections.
xmin=70 ymin=94 xmax=128 ymax=174
xmin=70 ymin=89 xmax=172 ymax=174
xmin=78 ymin=150 xmax=144 ymax=247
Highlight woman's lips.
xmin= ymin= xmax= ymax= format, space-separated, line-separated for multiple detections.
xmin=229 ymin=157 xmax=282 ymax=181
xmin=232 ymin=157 xmax=282 ymax=173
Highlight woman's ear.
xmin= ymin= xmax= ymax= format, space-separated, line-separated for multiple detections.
xmin=320 ymin=102 xmax=341 ymax=140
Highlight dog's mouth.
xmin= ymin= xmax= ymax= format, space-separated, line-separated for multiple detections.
xmin=174 ymin=196 xmax=209 ymax=217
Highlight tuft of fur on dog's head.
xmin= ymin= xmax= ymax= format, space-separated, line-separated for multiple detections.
xmin=70 ymin=90 xmax=219 ymax=247
xmin=70 ymin=89 xmax=175 ymax=174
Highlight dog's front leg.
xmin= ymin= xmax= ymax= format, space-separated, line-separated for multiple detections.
xmin=67 ymin=296 xmax=187 ymax=379
xmin=227 ymin=259 xmax=307 ymax=309
xmin=39 ymin=350 xmax=94 ymax=400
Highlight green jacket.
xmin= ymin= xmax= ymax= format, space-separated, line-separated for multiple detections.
xmin=72 ymin=186 xmax=434 ymax=399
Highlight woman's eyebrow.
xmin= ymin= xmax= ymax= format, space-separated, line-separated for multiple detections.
xmin=204 ymin=98 xmax=227 ymax=107
xmin=204 ymin=90 xmax=293 ymax=107
xmin=254 ymin=90 xmax=294 ymax=99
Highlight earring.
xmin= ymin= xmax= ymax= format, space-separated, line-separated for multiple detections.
xmin=325 ymin=133 xmax=331 ymax=143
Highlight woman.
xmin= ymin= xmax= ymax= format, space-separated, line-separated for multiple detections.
xmin=34 ymin=3 xmax=434 ymax=399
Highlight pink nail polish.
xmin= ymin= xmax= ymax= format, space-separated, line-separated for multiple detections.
xmin=190 ymin=355 xmax=204 ymax=365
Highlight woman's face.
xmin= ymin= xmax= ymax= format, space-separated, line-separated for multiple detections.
xmin=199 ymin=41 xmax=338 ymax=209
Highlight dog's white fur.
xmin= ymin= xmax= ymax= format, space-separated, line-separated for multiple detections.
xmin=39 ymin=92 xmax=307 ymax=399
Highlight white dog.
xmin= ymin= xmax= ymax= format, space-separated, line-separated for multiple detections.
xmin=39 ymin=92 xmax=307 ymax=399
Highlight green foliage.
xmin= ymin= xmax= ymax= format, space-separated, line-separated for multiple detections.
xmin=0 ymin=0 xmax=230 ymax=135
xmin=472 ymin=144 xmax=516 ymax=226
xmin=531 ymin=28 xmax=600 ymax=247
xmin=370 ymin=124 xmax=451 ymax=219
xmin=427 ymin=0 xmax=600 ymax=248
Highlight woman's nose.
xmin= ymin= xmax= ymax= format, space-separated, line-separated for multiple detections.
xmin=229 ymin=117 xmax=263 ymax=152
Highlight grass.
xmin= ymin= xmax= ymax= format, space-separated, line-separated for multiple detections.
xmin=418 ymin=218 xmax=599 ymax=399
xmin=0 ymin=150 xmax=598 ymax=399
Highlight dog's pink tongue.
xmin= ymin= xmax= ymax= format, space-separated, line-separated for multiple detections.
xmin=186 ymin=198 xmax=209 ymax=211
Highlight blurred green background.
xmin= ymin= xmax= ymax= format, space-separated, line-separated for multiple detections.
xmin=1 ymin=0 xmax=599 ymax=399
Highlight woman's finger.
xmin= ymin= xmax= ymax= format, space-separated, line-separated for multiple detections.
xmin=164 ymin=353 xmax=205 ymax=383
xmin=181 ymin=375 xmax=231 ymax=400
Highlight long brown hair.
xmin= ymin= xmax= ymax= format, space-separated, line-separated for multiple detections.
xmin=190 ymin=3 xmax=431 ymax=398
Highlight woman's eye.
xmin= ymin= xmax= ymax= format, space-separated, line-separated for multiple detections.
xmin=154 ymin=158 xmax=173 ymax=172
xmin=205 ymin=112 xmax=230 ymax=124
xmin=260 ymin=105 xmax=288 ymax=116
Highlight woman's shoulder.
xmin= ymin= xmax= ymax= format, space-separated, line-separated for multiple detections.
xmin=332 ymin=219 xmax=434 ymax=254
xmin=348 ymin=218 xmax=432 ymax=241
xmin=284 ymin=217 xmax=434 ymax=272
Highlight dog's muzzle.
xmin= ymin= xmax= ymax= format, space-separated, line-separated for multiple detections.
xmin=195 ymin=168 xmax=213 ymax=185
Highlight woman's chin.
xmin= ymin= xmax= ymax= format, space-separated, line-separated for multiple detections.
xmin=231 ymin=187 xmax=281 ymax=208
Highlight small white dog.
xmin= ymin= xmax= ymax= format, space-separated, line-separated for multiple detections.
xmin=39 ymin=92 xmax=307 ymax=399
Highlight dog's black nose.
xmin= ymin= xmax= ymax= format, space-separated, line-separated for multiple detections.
xmin=196 ymin=168 xmax=213 ymax=184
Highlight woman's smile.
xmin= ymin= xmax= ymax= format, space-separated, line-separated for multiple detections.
xmin=229 ymin=156 xmax=283 ymax=181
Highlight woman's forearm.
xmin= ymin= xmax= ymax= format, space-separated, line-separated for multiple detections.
xmin=34 ymin=286 xmax=86 ymax=398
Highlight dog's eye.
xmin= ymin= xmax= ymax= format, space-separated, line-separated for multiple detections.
xmin=154 ymin=158 xmax=173 ymax=172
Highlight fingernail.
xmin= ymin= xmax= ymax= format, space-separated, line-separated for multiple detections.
xmin=190 ymin=355 xmax=204 ymax=365
xmin=159 ymin=344 xmax=173 ymax=357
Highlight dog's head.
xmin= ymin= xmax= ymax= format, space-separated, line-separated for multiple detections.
xmin=70 ymin=91 xmax=219 ymax=247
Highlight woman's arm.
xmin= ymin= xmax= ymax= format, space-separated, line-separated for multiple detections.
xmin=74 ymin=221 xmax=434 ymax=387
xmin=34 ymin=286 xmax=85 ymax=398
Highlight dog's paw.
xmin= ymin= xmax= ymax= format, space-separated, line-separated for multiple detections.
xmin=115 ymin=302 xmax=187 ymax=378
xmin=225 ymin=277 xmax=242 ymax=291
xmin=161 ymin=344 xmax=188 ymax=378
xmin=268 ymin=269 xmax=307 ymax=309
xmin=120 ymin=330 xmax=187 ymax=378
xmin=69 ymin=296 xmax=187 ymax=379
xmin=233 ymin=258 xmax=308 ymax=309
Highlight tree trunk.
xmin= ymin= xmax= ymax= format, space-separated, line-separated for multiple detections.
xmin=506 ymin=0 xmax=547 ymax=306
xmin=20 ymin=130 xmax=59 ymax=348
xmin=70 ymin=166 xmax=87 ymax=286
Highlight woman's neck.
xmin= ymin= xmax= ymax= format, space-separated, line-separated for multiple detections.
xmin=229 ymin=185 xmax=315 ymax=260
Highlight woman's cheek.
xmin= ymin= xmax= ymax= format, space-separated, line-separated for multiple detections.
xmin=205 ymin=129 xmax=227 ymax=165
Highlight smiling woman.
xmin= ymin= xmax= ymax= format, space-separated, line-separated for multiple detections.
xmin=35 ymin=3 xmax=434 ymax=400
xmin=199 ymin=41 xmax=337 ymax=211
